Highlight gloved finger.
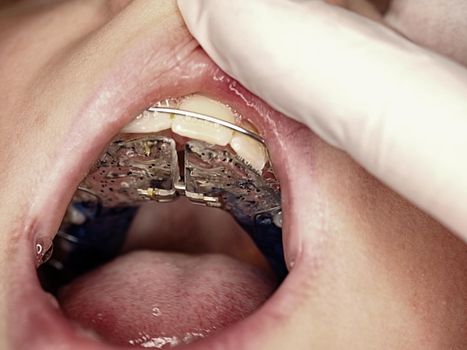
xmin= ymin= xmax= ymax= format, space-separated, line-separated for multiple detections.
xmin=177 ymin=0 xmax=467 ymax=242
xmin=326 ymin=0 xmax=386 ymax=21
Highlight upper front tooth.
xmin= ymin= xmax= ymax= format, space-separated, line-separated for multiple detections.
xmin=230 ymin=122 xmax=267 ymax=172
xmin=121 ymin=110 xmax=172 ymax=134
xmin=171 ymin=94 xmax=235 ymax=146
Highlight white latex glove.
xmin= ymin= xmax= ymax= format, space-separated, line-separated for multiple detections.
xmin=177 ymin=0 xmax=467 ymax=243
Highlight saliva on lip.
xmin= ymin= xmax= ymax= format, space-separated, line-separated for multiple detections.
xmin=35 ymin=237 xmax=54 ymax=268
xmin=38 ymin=94 xmax=288 ymax=289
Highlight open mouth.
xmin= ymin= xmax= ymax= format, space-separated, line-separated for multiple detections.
xmin=4 ymin=1 xmax=467 ymax=348
xmin=6 ymin=43 xmax=316 ymax=349
xmin=38 ymin=91 xmax=287 ymax=347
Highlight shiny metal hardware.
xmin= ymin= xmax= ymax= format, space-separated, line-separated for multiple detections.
xmin=68 ymin=107 xmax=282 ymax=226
xmin=72 ymin=135 xmax=280 ymax=214
xmin=148 ymin=107 xmax=266 ymax=145
xmin=43 ymin=108 xmax=288 ymax=286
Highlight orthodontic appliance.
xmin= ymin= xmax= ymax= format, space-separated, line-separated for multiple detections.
xmin=39 ymin=100 xmax=286 ymax=291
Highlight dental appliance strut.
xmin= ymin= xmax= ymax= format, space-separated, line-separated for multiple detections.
xmin=38 ymin=107 xmax=287 ymax=292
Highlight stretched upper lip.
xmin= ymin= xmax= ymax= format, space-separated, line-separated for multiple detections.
xmin=6 ymin=35 xmax=314 ymax=348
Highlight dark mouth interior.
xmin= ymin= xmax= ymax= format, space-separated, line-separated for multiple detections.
xmin=36 ymin=127 xmax=286 ymax=347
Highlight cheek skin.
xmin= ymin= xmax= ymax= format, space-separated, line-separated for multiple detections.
xmin=0 ymin=1 xmax=466 ymax=349
xmin=0 ymin=0 xmax=190 ymax=232
xmin=384 ymin=0 xmax=467 ymax=67
xmin=0 ymin=1 xmax=187 ymax=346
xmin=325 ymin=0 xmax=467 ymax=67
xmin=299 ymin=134 xmax=467 ymax=349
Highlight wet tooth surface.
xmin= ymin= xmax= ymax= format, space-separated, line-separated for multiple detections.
xmin=121 ymin=110 xmax=172 ymax=133
xmin=172 ymin=94 xmax=235 ymax=146
xmin=230 ymin=122 xmax=267 ymax=172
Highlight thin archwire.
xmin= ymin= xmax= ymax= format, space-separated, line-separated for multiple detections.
xmin=147 ymin=107 xmax=266 ymax=145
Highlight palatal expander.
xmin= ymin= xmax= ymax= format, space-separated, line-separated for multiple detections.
xmin=38 ymin=94 xmax=287 ymax=285
xmin=78 ymin=94 xmax=282 ymax=221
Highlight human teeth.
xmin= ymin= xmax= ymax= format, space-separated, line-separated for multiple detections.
xmin=121 ymin=94 xmax=267 ymax=171
xmin=230 ymin=122 xmax=267 ymax=172
xmin=171 ymin=94 xmax=235 ymax=146
xmin=121 ymin=110 xmax=172 ymax=133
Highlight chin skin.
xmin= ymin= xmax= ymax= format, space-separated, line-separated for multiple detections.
xmin=0 ymin=1 xmax=466 ymax=349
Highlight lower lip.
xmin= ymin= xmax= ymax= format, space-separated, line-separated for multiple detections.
xmin=6 ymin=50 xmax=314 ymax=349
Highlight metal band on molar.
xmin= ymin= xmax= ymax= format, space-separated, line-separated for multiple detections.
xmin=38 ymin=192 xmax=138 ymax=294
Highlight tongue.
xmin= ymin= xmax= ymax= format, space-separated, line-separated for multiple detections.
xmin=58 ymin=250 xmax=275 ymax=347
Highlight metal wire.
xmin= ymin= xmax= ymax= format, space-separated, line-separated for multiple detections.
xmin=147 ymin=107 xmax=266 ymax=145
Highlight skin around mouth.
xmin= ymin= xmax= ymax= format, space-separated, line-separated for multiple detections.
xmin=1 ymin=1 xmax=466 ymax=349
xmin=2 ymin=2 xmax=309 ymax=347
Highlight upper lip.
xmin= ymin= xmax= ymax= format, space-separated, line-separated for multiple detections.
xmin=6 ymin=40 xmax=309 ymax=349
